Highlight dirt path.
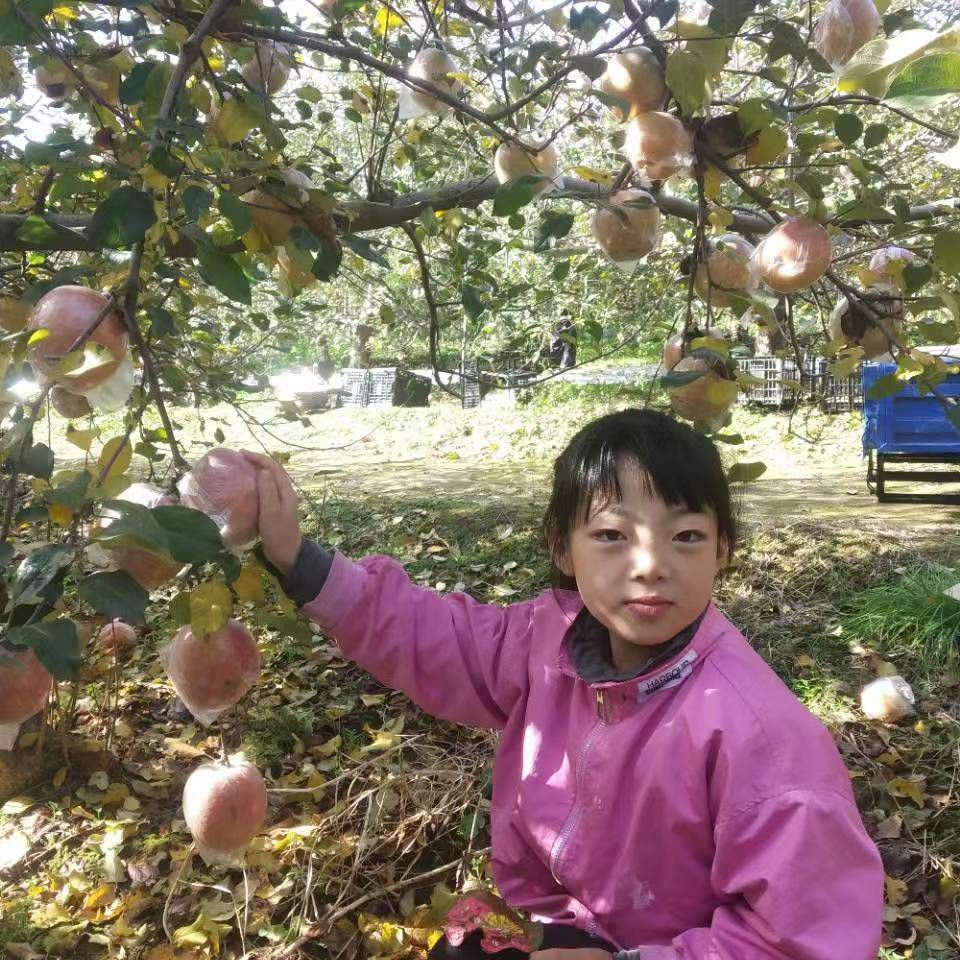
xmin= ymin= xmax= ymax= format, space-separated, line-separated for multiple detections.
xmin=297 ymin=454 xmax=959 ymax=544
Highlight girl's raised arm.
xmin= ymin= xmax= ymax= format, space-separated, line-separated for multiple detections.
xmin=245 ymin=450 xmax=536 ymax=729
xmin=300 ymin=550 xmax=536 ymax=730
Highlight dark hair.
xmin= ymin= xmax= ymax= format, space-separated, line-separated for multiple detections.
xmin=542 ymin=408 xmax=738 ymax=591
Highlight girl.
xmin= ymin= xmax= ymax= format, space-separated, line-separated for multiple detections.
xmin=244 ymin=408 xmax=883 ymax=960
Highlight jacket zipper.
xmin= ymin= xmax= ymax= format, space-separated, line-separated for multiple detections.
xmin=549 ymin=690 xmax=609 ymax=885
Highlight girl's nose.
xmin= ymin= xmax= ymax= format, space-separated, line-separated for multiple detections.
xmin=629 ymin=544 xmax=668 ymax=580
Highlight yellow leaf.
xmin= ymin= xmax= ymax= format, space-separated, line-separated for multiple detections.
xmin=373 ymin=6 xmax=405 ymax=35
xmin=172 ymin=909 xmax=232 ymax=954
xmin=232 ymin=563 xmax=266 ymax=604
xmin=189 ymin=579 xmax=232 ymax=639
xmin=703 ymin=166 xmax=725 ymax=200
xmin=51 ymin=4 xmax=79 ymax=22
xmin=361 ymin=716 xmax=404 ymax=752
xmin=97 ymin=436 xmax=132 ymax=481
xmin=52 ymin=766 xmax=67 ymax=788
xmin=48 ymin=503 xmax=73 ymax=526
xmin=794 ymin=654 xmax=815 ymax=668
xmin=315 ymin=734 xmax=341 ymax=757
xmin=571 ymin=166 xmax=613 ymax=187
xmin=83 ymin=883 xmax=118 ymax=914
xmin=210 ymin=96 xmax=263 ymax=145
xmin=188 ymin=81 xmax=212 ymax=115
xmin=830 ymin=352 xmax=863 ymax=379
xmin=162 ymin=22 xmax=188 ymax=43
xmin=706 ymin=378 xmax=739 ymax=406
xmin=66 ymin=425 xmax=98 ymax=452
xmin=708 ymin=208 xmax=734 ymax=231
xmin=690 ymin=336 xmax=729 ymax=356
xmin=887 ymin=777 xmax=926 ymax=807
xmin=746 ymin=126 xmax=787 ymax=166
xmin=885 ymin=874 xmax=908 ymax=907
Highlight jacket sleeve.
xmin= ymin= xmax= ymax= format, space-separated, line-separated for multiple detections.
xmin=300 ymin=550 xmax=536 ymax=730
xmin=620 ymin=788 xmax=884 ymax=960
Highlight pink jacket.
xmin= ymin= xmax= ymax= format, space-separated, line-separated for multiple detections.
xmin=303 ymin=552 xmax=884 ymax=960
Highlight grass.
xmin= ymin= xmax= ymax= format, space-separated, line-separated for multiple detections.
xmin=244 ymin=704 xmax=316 ymax=768
xmin=0 ymin=900 xmax=35 ymax=948
xmin=839 ymin=564 xmax=960 ymax=672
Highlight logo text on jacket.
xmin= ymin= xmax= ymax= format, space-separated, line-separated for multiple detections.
xmin=636 ymin=650 xmax=698 ymax=702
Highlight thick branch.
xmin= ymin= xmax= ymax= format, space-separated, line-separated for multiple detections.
xmin=7 ymin=185 xmax=959 ymax=254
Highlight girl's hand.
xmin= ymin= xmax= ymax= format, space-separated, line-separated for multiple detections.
xmin=530 ymin=951 xmax=612 ymax=960
xmin=241 ymin=450 xmax=302 ymax=576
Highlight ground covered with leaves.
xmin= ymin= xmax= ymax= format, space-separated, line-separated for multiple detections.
xmin=2 ymin=409 xmax=960 ymax=959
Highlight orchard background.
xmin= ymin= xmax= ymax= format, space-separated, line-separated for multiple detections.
xmin=1 ymin=0 xmax=960 ymax=956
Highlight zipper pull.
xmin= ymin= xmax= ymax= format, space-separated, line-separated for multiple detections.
xmin=596 ymin=689 xmax=607 ymax=723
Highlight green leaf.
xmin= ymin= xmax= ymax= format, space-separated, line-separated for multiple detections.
xmin=462 ymin=284 xmax=487 ymax=321
xmin=183 ymin=185 xmax=213 ymax=221
xmin=867 ymin=372 xmax=907 ymax=399
xmin=834 ymin=113 xmax=863 ymax=144
xmin=737 ymin=98 xmax=775 ymax=136
xmin=492 ymin=176 xmax=539 ymax=217
xmin=533 ymin=211 xmax=574 ymax=252
xmin=12 ymin=544 xmax=73 ymax=606
xmin=147 ymin=304 xmax=177 ymax=336
xmin=120 ymin=61 xmax=158 ymax=105
xmin=838 ymin=27 xmax=959 ymax=99
xmin=903 ymin=262 xmax=933 ymax=294
xmin=20 ymin=443 xmax=54 ymax=480
xmin=933 ymin=231 xmax=960 ymax=276
xmin=50 ymin=472 xmax=92 ymax=509
xmin=0 ymin=422 xmax=31 ymax=465
xmin=93 ymin=501 xmax=169 ymax=552
xmin=15 ymin=214 xmax=83 ymax=246
xmin=341 ymin=235 xmax=390 ymax=269
xmin=88 ymin=187 xmax=158 ymax=247
xmin=727 ymin=461 xmax=767 ymax=483
xmin=8 ymin=619 xmax=81 ymax=682
xmin=660 ymin=369 xmax=705 ymax=388
xmin=148 ymin=147 xmax=184 ymax=179
xmin=0 ymin=0 xmax=53 ymax=43
xmin=312 ymin=236 xmax=342 ymax=281
xmin=78 ymin=570 xmax=149 ymax=624
xmin=589 ymin=88 xmax=631 ymax=118
xmin=665 ymin=49 xmax=710 ymax=116
xmin=196 ymin=245 xmax=252 ymax=304
xmin=152 ymin=505 xmax=225 ymax=564
xmin=142 ymin=60 xmax=174 ymax=128
xmin=886 ymin=52 xmax=960 ymax=107
xmin=569 ymin=5 xmax=608 ymax=41
xmin=707 ymin=0 xmax=756 ymax=34
xmin=218 ymin=191 xmax=253 ymax=235
xmin=863 ymin=123 xmax=889 ymax=148
xmin=552 ymin=261 xmax=571 ymax=281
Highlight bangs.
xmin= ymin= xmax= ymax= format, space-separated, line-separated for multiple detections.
xmin=573 ymin=443 xmax=717 ymax=528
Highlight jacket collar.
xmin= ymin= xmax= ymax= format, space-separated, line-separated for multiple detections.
xmin=548 ymin=589 xmax=727 ymax=702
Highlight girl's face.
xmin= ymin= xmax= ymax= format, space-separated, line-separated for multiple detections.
xmin=556 ymin=458 xmax=725 ymax=674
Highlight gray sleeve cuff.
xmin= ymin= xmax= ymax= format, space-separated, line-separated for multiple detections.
xmin=281 ymin=538 xmax=335 ymax=606
xmin=613 ymin=951 xmax=643 ymax=960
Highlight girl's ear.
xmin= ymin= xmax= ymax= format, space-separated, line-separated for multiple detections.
xmin=548 ymin=535 xmax=574 ymax=577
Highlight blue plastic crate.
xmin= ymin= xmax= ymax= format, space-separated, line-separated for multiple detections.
xmin=862 ymin=359 xmax=960 ymax=454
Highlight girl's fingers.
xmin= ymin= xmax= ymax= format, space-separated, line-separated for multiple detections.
xmin=242 ymin=449 xmax=295 ymax=491
xmin=256 ymin=464 xmax=282 ymax=512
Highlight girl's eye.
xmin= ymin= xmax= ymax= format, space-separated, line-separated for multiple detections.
xmin=675 ymin=530 xmax=707 ymax=543
xmin=592 ymin=529 xmax=624 ymax=542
